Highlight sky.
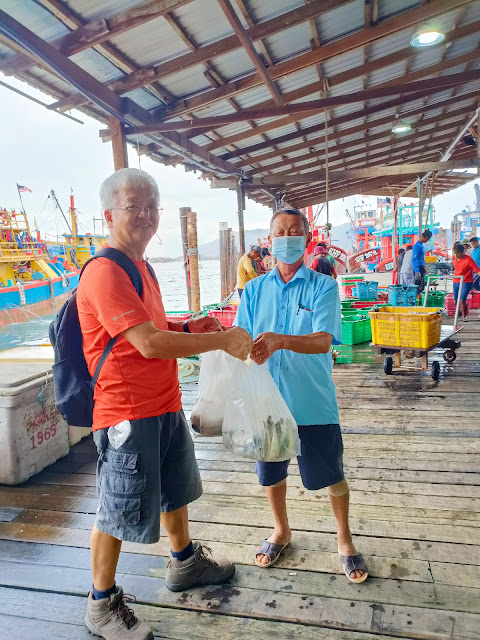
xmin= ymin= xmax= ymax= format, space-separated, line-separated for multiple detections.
xmin=1 ymin=74 xmax=479 ymax=258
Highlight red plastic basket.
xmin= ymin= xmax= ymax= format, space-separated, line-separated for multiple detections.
xmin=351 ymin=300 xmax=382 ymax=309
xmin=445 ymin=293 xmax=471 ymax=316
xmin=208 ymin=306 xmax=237 ymax=327
xmin=470 ymin=291 xmax=480 ymax=309
xmin=165 ymin=312 xmax=192 ymax=323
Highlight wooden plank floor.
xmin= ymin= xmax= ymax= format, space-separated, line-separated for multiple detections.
xmin=0 ymin=313 xmax=479 ymax=639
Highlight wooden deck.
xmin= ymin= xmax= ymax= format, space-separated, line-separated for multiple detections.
xmin=1 ymin=314 xmax=480 ymax=639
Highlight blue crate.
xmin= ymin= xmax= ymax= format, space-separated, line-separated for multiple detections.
xmin=354 ymin=281 xmax=379 ymax=300
xmin=388 ymin=285 xmax=418 ymax=306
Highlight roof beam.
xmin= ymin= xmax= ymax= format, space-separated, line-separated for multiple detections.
xmin=100 ymin=71 xmax=480 ymax=137
xmin=224 ymin=160 xmax=480 ymax=187
xmin=0 ymin=0 xmax=194 ymax=76
xmin=217 ymin=0 xmax=284 ymax=106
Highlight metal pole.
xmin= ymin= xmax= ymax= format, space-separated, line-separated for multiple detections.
xmin=237 ymin=182 xmax=246 ymax=255
xmin=325 ymin=108 xmax=329 ymax=225
xmin=454 ymin=275 xmax=463 ymax=328
xmin=219 ymin=222 xmax=229 ymax=301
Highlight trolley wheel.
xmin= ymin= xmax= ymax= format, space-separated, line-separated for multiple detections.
xmin=431 ymin=360 xmax=440 ymax=380
xmin=443 ymin=349 xmax=457 ymax=363
xmin=383 ymin=356 xmax=393 ymax=375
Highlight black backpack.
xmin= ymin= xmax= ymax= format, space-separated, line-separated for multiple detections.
xmin=49 ymin=247 xmax=157 ymax=427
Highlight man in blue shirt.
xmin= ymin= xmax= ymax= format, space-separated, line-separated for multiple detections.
xmin=235 ymin=207 xmax=368 ymax=584
xmin=470 ymin=237 xmax=480 ymax=291
xmin=411 ymin=229 xmax=432 ymax=293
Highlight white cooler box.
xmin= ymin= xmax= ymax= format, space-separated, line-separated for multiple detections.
xmin=0 ymin=362 xmax=69 ymax=485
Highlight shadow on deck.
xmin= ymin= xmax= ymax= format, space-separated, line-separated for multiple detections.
xmin=0 ymin=314 xmax=479 ymax=639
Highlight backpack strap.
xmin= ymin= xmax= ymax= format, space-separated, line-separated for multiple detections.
xmin=80 ymin=247 xmax=153 ymax=388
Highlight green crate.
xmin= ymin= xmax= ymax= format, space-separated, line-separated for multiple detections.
xmin=342 ymin=315 xmax=370 ymax=345
xmin=421 ymin=291 xmax=447 ymax=307
xmin=342 ymin=309 xmax=361 ymax=317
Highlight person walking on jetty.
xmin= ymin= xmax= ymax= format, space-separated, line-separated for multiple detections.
xmin=235 ymin=207 xmax=368 ymax=584
xmin=78 ymin=168 xmax=253 ymax=640
xmin=412 ymin=229 xmax=432 ymax=294
xmin=470 ymin=237 xmax=480 ymax=291
xmin=237 ymin=244 xmax=262 ymax=298
xmin=452 ymin=243 xmax=480 ymax=322
xmin=399 ymin=245 xmax=414 ymax=285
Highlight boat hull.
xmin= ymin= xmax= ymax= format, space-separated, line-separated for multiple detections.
xmin=0 ymin=273 xmax=78 ymax=328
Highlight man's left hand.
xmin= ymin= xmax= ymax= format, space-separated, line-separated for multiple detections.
xmin=251 ymin=332 xmax=282 ymax=365
xmin=187 ymin=316 xmax=222 ymax=333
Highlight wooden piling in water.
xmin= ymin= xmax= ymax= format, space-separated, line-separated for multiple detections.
xmin=186 ymin=211 xmax=200 ymax=312
xmin=219 ymin=222 xmax=229 ymax=302
xmin=179 ymin=207 xmax=192 ymax=310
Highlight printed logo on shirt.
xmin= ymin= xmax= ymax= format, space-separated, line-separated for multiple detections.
xmin=112 ymin=309 xmax=135 ymax=321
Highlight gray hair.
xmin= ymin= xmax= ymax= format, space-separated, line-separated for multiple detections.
xmin=100 ymin=168 xmax=160 ymax=210
xmin=270 ymin=207 xmax=309 ymax=235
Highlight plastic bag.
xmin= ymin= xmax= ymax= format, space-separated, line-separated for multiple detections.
xmin=222 ymin=359 xmax=300 ymax=462
xmin=190 ymin=350 xmax=236 ymax=436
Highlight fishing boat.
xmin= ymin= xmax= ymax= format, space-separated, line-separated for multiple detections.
xmin=0 ymin=193 xmax=107 ymax=328
xmin=346 ymin=197 xmax=385 ymax=274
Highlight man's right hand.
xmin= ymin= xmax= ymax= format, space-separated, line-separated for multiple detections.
xmin=221 ymin=326 xmax=253 ymax=361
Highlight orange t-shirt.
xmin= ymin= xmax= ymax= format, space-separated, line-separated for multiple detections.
xmin=77 ymin=256 xmax=182 ymax=430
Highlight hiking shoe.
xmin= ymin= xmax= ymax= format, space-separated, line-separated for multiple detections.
xmin=165 ymin=541 xmax=235 ymax=592
xmin=85 ymin=586 xmax=153 ymax=639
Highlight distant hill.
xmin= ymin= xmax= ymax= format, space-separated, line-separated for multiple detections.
xmin=190 ymin=224 xmax=353 ymax=259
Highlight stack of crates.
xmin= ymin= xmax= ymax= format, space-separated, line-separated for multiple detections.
xmin=470 ymin=291 xmax=480 ymax=309
xmin=444 ymin=293 xmax=476 ymax=316
xmin=388 ymin=285 xmax=418 ymax=306
xmin=353 ymin=281 xmax=379 ymax=300
xmin=207 ymin=305 xmax=237 ymax=326
xmin=342 ymin=276 xmax=365 ymax=298
xmin=369 ymin=306 xmax=442 ymax=349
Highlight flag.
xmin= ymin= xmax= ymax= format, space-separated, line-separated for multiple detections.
xmin=17 ymin=184 xmax=32 ymax=193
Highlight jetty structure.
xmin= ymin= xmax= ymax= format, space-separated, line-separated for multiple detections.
xmin=0 ymin=1 xmax=480 ymax=638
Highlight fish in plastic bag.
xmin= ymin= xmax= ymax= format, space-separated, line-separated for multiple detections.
xmin=190 ymin=350 xmax=236 ymax=436
xmin=222 ymin=359 xmax=300 ymax=462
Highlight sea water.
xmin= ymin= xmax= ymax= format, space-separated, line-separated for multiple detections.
xmin=0 ymin=260 xmax=222 ymax=352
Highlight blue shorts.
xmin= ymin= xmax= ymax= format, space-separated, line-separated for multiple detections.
xmin=255 ymin=424 xmax=344 ymax=491
xmin=453 ymin=281 xmax=473 ymax=302
xmin=93 ymin=411 xmax=202 ymax=544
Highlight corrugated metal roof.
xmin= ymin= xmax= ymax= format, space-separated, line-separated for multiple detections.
xmin=0 ymin=0 xmax=478 ymax=208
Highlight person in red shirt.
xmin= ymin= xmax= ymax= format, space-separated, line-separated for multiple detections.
xmin=79 ymin=168 xmax=253 ymax=640
xmin=452 ymin=243 xmax=480 ymax=322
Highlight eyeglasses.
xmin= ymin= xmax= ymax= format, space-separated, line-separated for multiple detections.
xmin=113 ymin=205 xmax=160 ymax=216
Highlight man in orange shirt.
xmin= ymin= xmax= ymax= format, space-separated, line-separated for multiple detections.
xmin=78 ymin=169 xmax=252 ymax=640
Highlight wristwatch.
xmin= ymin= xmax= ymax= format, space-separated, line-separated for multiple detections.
xmin=183 ymin=322 xmax=191 ymax=333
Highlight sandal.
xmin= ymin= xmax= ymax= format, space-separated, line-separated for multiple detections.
xmin=255 ymin=539 xmax=291 ymax=568
xmin=339 ymin=552 xmax=369 ymax=583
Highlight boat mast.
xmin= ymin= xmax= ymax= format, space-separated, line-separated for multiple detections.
xmin=70 ymin=189 xmax=77 ymax=247
xmin=49 ymin=189 xmax=72 ymax=235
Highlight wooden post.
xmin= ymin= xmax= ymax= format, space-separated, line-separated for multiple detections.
xmin=228 ymin=228 xmax=237 ymax=294
xmin=219 ymin=222 xmax=229 ymax=301
xmin=109 ymin=117 xmax=128 ymax=170
xmin=237 ymin=183 xmax=246 ymax=255
xmin=179 ymin=207 xmax=192 ymax=309
xmin=186 ymin=211 xmax=200 ymax=312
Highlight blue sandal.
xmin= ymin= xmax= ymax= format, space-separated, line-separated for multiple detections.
xmin=255 ymin=539 xmax=290 ymax=568
xmin=339 ymin=552 xmax=368 ymax=583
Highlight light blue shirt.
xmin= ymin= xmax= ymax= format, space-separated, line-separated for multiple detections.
xmin=411 ymin=240 xmax=425 ymax=273
xmin=234 ymin=263 xmax=342 ymax=426
xmin=472 ymin=246 xmax=480 ymax=268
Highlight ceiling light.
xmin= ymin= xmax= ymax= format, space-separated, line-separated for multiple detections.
xmin=410 ymin=30 xmax=445 ymax=48
xmin=392 ymin=123 xmax=413 ymax=134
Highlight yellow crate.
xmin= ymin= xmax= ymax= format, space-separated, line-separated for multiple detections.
xmin=425 ymin=256 xmax=437 ymax=263
xmin=369 ymin=306 xmax=442 ymax=349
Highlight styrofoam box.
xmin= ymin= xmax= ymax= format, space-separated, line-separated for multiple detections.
xmin=0 ymin=363 xmax=69 ymax=485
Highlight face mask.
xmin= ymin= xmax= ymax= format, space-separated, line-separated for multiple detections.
xmin=272 ymin=236 xmax=306 ymax=264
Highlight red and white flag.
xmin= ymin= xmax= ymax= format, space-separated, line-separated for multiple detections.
xmin=16 ymin=184 xmax=32 ymax=193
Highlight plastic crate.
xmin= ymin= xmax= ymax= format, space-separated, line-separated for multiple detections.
xmin=342 ymin=276 xmax=364 ymax=298
xmin=388 ymin=285 xmax=418 ymax=306
xmin=445 ymin=293 xmax=473 ymax=316
xmin=341 ymin=315 xmax=371 ymax=345
xmin=341 ymin=300 xmax=358 ymax=309
xmin=354 ymin=281 xmax=379 ymax=300
xmin=352 ymin=300 xmax=387 ymax=309
xmin=342 ymin=309 xmax=361 ymax=317
xmin=165 ymin=311 xmax=192 ymax=323
xmin=421 ymin=290 xmax=447 ymax=307
xmin=470 ymin=291 xmax=480 ymax=309
xmin=207 ymin=306 xmax=237 ymax=327
xmin=369 ymin=306 xmax=442 ymax=349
